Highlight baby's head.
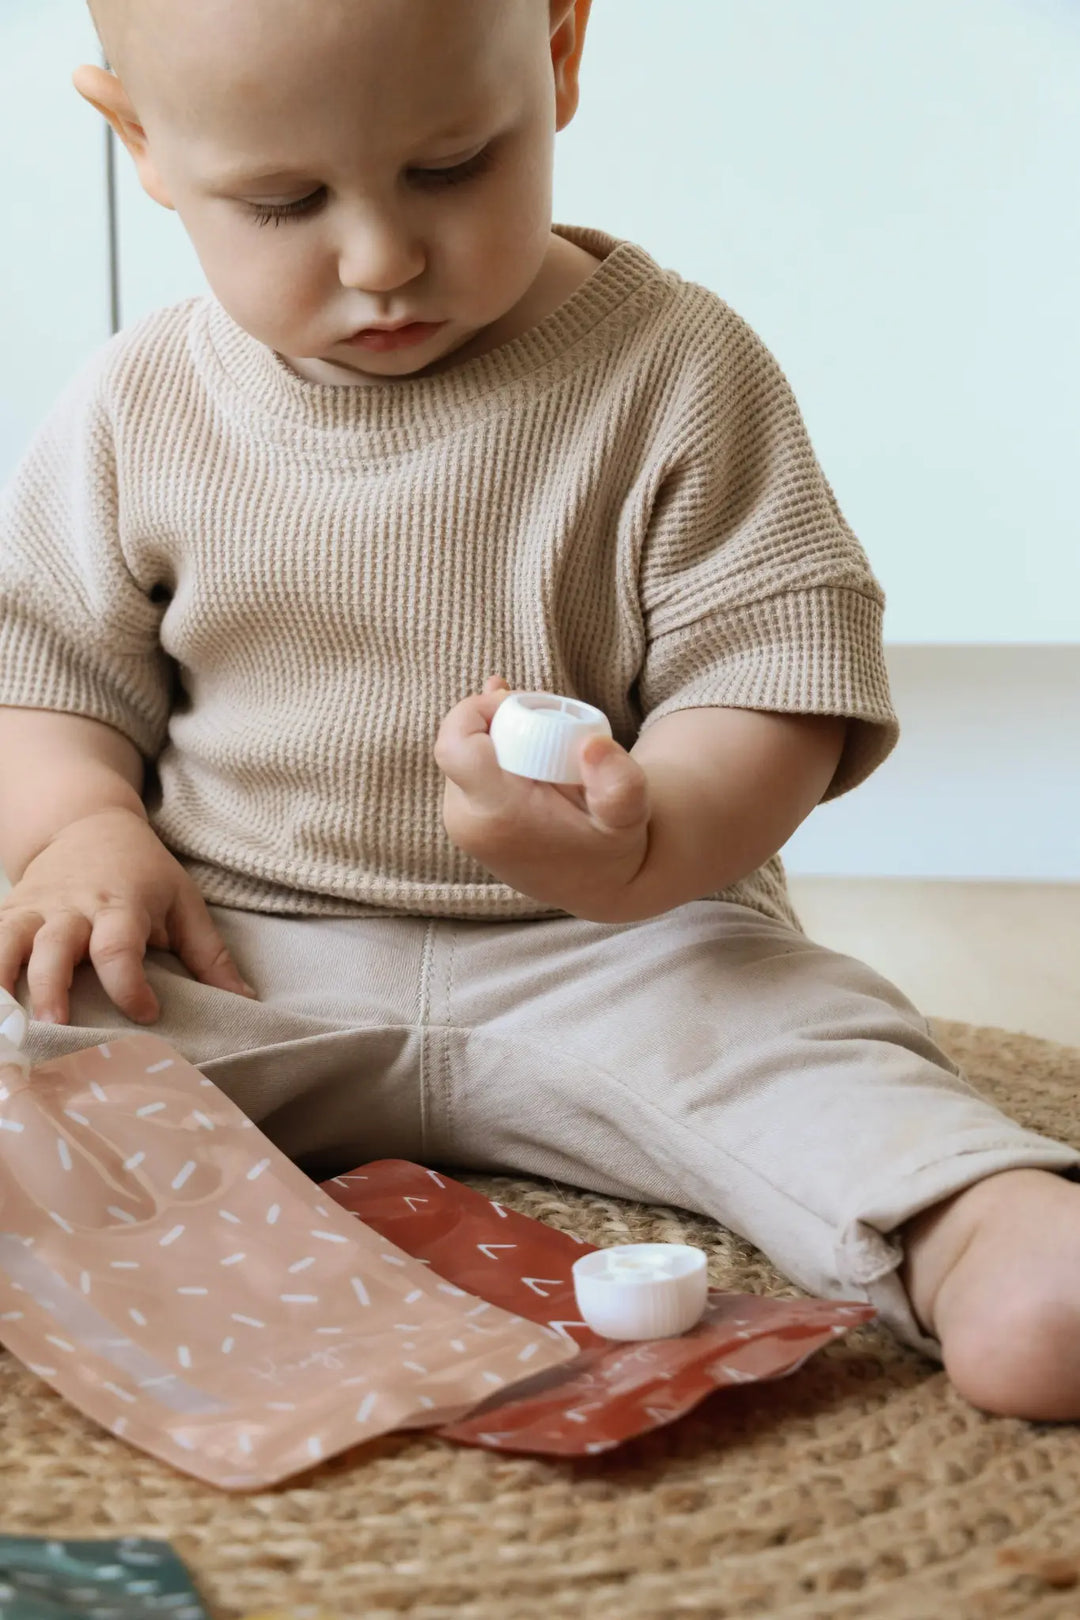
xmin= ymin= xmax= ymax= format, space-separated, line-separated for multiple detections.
xmin=77 ymin=0 xmax=590 ymax=383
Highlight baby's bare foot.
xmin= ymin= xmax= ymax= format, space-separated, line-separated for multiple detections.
xmin=901 ymin=1167 xmax=1080 ymax=1421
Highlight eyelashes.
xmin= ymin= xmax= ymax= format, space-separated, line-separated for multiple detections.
xmin=248 ymin=145 xmax=496 ymax=227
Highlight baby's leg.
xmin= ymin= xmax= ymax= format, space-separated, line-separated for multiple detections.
xmin=420 ymin=900 xmax=1080 ymax=1417
xmin=901 ymin=1166 xmax=1080 ymax=1420
xmin=17 ymin=905 xmax=433 ymax=1170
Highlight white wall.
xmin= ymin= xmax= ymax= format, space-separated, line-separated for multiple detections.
xmin=782 ymin=646 xmax=1080 ymax=879
xmin=0 ymin=0 xmax=110 ymax=485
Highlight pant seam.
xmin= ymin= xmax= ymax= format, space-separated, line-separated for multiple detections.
xmin=440 ymin=925 xmax=460 ymax=1155
xmin=416 ymin=919 xmax=437 ymax=1159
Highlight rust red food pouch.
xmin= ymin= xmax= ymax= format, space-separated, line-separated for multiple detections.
xmin=0 ymin=1038 xmax=576 ymax=1490
xmin=321 ymin=1160 xmax=877 ymax=1456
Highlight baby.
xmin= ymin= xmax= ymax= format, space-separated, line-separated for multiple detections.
xmin=1 ymin=0 xmax=1078 ymax=1422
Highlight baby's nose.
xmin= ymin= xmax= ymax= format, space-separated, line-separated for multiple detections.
xmin=338 ymin=209 xmax=425 ymax=295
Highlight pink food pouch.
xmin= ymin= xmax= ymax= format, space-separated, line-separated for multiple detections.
xmin=323 ymin=1161 xmax=877 ymax=1456
xmin=0 ymin=1037 xmax=576 ymax=1489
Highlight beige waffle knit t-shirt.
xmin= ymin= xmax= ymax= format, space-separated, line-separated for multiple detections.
xmin=0 ymin=225 xmax=897 ymax=926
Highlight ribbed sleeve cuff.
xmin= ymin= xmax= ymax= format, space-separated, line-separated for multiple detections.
xmin=638 ymin=586 xmax=899 ymax=798
xmin=0 ymin=615 xmax=168 ymax=761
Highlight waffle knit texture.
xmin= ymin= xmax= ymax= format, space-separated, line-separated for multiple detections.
xmin=0 ymin=225 xmax=897 ymax=924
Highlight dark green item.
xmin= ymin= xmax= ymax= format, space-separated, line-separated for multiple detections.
xmin=0 ymin=1537 xmax=211 ymax=1619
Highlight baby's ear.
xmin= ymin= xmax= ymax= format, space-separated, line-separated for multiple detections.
xmin=550 ymin=0 xmax=592 ymax=132
xmin=71 ymin=63 xmax=176 ymax=211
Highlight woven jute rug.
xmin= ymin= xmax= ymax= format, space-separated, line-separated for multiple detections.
xmin=2 ymin=1019 xmax=1079 ymax=1619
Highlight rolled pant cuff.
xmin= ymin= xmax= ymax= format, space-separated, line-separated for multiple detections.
xmin=836 ymin=1140 xmax=1080 ymax=1361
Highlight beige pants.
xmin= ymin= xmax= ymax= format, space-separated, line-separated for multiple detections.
xmin=20 ymin=899 xmax=1080 ymax=1359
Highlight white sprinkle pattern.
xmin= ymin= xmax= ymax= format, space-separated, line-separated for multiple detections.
xmin=246 ymin=1158 xmax=270 ymax=1181
xmin=310 ymin=1230 xmax=347 ymax=1244
xmin=221 ymin=1337 xmax=235 ymax=1354
xmin=171 ymin=1161 xmax=196 ymax=1190
xmin=159 ymin=1225 xmax=185 ymax=1247
xmin=89 ymin=1081 xmax=108 ymax=1101
xmin=280 ymin=1294 xmax=319 ymax=1304
xmin=288 ymin=1257 xmax=315 ymax=1273
xmin=57 ymin=1138 xmax=73 ymax=1171
xmin=145 ymin=1059 xmax=174 ymax=1073
xmin=103 ymin=1381 xmax=135 ymax=1403
xmin=219 ymin=1209 xmax=241 ymax=1224
xmin=220 ymin=1252 xmax=246 ymax=1267
xmin=177 ymin=1345 xmax=192 ymax=1368
xmin=107 ymin=1206 xmax=136 ymax=1224
xmin=63 ymin=1110 xmax=90 ymax=1125
xmin=351 ymin=1277 xmax=371 ymax=1306
xmin=192 ymin=1111 xmax=215 ymax=1131
xmin=177 ymin=1286 xmax=208 ymax=1296
xmin=266 ymin=1203 xmax=281 ymax=1225
xmin=48 ymin=1211 xmax=74 ymax=1234
xmin=231 ymin=1314 xmax=265 ymax=1328
xmin=45 ymin=1335 xmax=74 ymax=1352
xmin=135 ymin=1102 xmax=166 ymax=1118
xmin=0 ymin=1119 xmax=25 ymax=1134
xmin=129 ymin=1309 xmax=147 ymax=1327
xmin=355 ymin=1392 xmax=378 ymax=1423
xmin=80 ymin=1271 xmax=91 ymax=1295
xmin=124 ymin=1152 xmax=146 ymax=1170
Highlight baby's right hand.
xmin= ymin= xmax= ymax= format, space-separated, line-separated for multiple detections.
xmin=0 ymin=808 xmax=254 ymax=1026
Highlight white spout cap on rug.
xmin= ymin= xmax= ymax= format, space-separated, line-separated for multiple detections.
xmin=489 ymin=691 xmax=613 ymax=785
xmin=572 ymin=1243 xmax=709 ymax=1340
xmin=0 ymin=987 xmax=30 ymax=1075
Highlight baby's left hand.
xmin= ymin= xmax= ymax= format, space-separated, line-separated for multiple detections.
xmin=435 ymin=678 xmax=651 ymax=921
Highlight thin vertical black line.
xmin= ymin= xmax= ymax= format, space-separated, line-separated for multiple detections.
xmin=102 ymin=54 xmax=121 ymax=335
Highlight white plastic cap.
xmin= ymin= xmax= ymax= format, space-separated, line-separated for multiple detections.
xmin=571 ymin=1242 xmax=709 ymax=1341
xmin=0 ymin=988 xmax=29 ymax=1075
xmin=489 ymin=691 xmax=612 ymax=785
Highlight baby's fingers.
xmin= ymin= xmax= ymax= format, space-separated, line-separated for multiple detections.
xmin=169 ymin=887 xmax=256 ymax=1000
xmin=25 ymin=911 xmax=92 ymax=1025
xmin=0 ymin=908 xmax=42 ymax=1001
xmin=579 ymin=737 xmax=650 ymax=834
xmin=88 ymin=904 xmax=159 ymax=1024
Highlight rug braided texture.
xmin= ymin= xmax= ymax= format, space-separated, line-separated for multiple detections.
xmin=2 ymin=1019 xmax=1079 ymax=1620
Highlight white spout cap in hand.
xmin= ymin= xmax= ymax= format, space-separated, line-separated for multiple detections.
xmin=488 ymin=691 xmax=612 ymax=785
xmin=571 ymin=1242 xmax=709 ymax=1341
xmin=0 ymin=988 xmax=30 ymax=1075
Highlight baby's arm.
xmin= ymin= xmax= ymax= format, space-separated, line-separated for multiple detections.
xmin=0 ymin=707 xmax=253 ymax=1025
xmin=622 ymin=705 xmax=846 ymax=919
xmin=0 ymin=708 xmax=145 ymax=874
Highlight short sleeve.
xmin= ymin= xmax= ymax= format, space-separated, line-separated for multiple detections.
xmin=636 ymin=297 xmax=898 ymax=799
xmin=0 ymin=351 xmax=172 ymax=760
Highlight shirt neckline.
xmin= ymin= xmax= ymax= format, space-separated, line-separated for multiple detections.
xmin=198 ymin=224 xmax=670 ymax=445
